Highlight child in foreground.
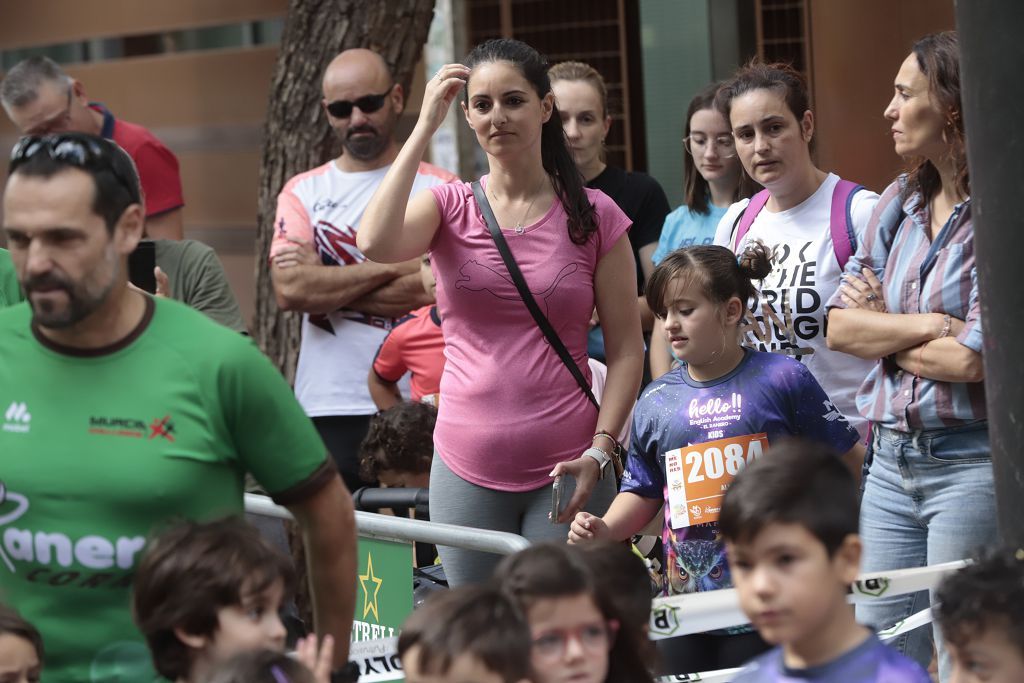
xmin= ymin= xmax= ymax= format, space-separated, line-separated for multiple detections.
xmin=721 ymin=440 xmax=929 ymax=682
xmin=132 ymin=517 xmax=330 ymax=683
xmin=496 ymin=543 xmax=654 ymax=683
xmin=570 ymin=244 xmax=864 ymax=672
xmin=935 ymin=548 xmax=1024 ymax=683
xmin=0 ymin=604 xmax=44 ymax=683
xmin=398 ymin=584 xmax=534 ymax=683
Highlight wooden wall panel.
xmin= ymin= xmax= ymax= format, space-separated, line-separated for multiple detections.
xmin=808 ymin=0 xmax=955 ymax=192
xmin=0 ymin=0 xmax=287 ymax=51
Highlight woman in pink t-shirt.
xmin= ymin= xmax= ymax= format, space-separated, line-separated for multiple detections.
xmin=359 ymin=38 xmax=644 ymax=585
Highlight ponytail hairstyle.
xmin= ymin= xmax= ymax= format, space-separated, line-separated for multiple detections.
xmin=465 ymin=39 xmax=598 ymax=245
xmin=645 ymin=243 xmax=774 ymax=320
xmin=904 ymin=31 xmax=968 ymax=205
xmin=495 ymin=543 xmax=655 ymax=683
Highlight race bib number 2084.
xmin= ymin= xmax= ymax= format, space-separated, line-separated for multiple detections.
xmin=665 ymin=433 xmax=769 ymax=529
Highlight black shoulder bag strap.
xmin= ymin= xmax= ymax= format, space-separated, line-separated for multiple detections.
xmin=471 ymin=181 xmax=600 ymax=411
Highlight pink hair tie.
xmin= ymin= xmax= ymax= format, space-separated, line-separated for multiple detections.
xmin=271 ymin=665 xmax=290 ymax=683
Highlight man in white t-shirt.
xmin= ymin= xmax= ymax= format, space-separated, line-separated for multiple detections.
xmin=713 ymin=173 xmax=878 ymax=439
xmin=270 ymin=49 xmax=457 ymax=490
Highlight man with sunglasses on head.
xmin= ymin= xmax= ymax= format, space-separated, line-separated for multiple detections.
xmin=0 ymin=133 xmax=358 ymax=683
xmin=270 ymin=48 xmax=457 ymax=492
xmin=1 ymin=56 xmax=185 ymax=240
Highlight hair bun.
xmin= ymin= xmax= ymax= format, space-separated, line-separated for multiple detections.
xmin=738 ymin=240 xmax=774 ymax=280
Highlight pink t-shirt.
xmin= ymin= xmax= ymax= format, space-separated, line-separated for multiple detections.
xmin=429 ymin=178 xmax=631 ymax=491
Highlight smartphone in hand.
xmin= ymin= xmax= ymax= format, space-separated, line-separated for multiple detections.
xmin=128 ymin=240 xmax=157 ymax=294
xmin=550 ymin=473 xmax=577 ymax=524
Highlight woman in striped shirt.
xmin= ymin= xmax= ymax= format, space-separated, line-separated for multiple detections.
xmin=826 ymin=32 xmax=989 ymax=681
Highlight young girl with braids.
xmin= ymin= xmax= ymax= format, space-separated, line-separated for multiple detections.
xmin=570 ymin=243 xmax=863 ymax=673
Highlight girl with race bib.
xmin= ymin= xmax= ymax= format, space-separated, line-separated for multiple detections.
xmin=569 ymin=244 xmax=863 ymax=674
xmin=712 ymin=62 xmax=878 ymax=440
xmin=650 ymin=82 xmax=753 ymax=378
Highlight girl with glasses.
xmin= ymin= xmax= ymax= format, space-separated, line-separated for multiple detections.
xmin=711 ymin=62 xmax=879 ymax=442
xmin=649 ymin=82 xmax=754 ymax=378
xmin=496 ymin=543 xmax=654 ymax=683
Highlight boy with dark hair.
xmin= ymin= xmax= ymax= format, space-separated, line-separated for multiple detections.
xmin=359 ymin=401 xmax=436 ymax=488
xmin=398 ymin=585 xmax=533 ymax=683
xmin=132 ymin=517 xmax=320 ymax=683
xmin=720 ymin=440 xmax=929 ymax=682
xmin=935 ymin=548 xmax=1024 ymax=683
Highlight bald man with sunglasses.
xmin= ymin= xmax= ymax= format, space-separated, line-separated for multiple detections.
xmin=270 ymin=49 xmax=457 ymax=492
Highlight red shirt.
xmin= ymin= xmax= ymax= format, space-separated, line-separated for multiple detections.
xmin=372 ymin=305 xmax=444 ymax=403
xmin=92 ymin=103 xmax=184 ymax=217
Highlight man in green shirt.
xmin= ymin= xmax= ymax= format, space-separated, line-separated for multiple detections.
xmin=0 ymin=247 xmax=23 ymax=306
xmin=0 ymin=133 xmax=358 ymax=683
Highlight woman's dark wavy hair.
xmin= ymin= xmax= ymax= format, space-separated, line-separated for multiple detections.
xmin=495 ymin=543 xmax=656 ymax=683
xmin=715 ymin=60 xmax=815 ymax=156
xmin=903 ymin=31 xmax=969 ymax=205
xmin=465 ymin=39 xmax=598 ymax=245
xmin=683 ymin=82 xmax=755 ymax=215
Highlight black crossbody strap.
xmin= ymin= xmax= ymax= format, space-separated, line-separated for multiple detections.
xmin=472 ymin=181 xmax=599 ymax=411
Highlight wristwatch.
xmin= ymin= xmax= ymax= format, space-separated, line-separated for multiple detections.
xmin=331 ymin=662 xmax=360 ymax=683
xmin=582 ymin=446 xmax=612 ymax=479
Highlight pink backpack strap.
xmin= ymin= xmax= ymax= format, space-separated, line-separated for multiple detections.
xmin=732 ymin=189 xmax=771 ymax=252
xmin=829 ymin=178 xmax=863 ymax=269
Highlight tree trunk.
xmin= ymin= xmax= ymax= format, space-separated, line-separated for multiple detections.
xmin=253 ymin=0 xmax=438 ymax=381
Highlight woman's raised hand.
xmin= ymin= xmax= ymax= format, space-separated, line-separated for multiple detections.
xmin=417 ymin=63 xmax=471 ymax=136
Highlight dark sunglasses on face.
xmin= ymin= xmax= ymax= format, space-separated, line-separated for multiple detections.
xmin=10 ymin=133 xmax=140 ymax=202
xmin=325 ymin=86 xmax=393 ymax=119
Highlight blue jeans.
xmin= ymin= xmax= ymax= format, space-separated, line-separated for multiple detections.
xmin=856 ymin=421 xmax=996 ymax=681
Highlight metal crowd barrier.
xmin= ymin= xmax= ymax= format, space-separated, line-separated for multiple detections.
xmin=244 ymin=493 xmax=530 ymax=555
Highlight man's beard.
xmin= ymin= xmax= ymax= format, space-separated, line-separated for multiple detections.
xmin=23 ymin=251 xmax=119 ymax=329
xmin=339 ymin=112 xmax=395 ymax=162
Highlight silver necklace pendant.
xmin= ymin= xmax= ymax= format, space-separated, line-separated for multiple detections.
xmin=514 ymin=224 xmax=525 ymax=235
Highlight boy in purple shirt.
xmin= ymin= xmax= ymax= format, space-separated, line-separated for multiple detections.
xmin=721 ymin=441 xmax=930 ymax=682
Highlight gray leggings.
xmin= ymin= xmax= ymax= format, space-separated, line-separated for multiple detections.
xmin=429 ymin=454 xmax=618 ymax=586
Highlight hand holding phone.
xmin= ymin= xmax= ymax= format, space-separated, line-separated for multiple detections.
xmin=550 ymin=473 xmax=577 ymax=524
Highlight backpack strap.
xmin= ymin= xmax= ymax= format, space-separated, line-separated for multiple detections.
xmin=829 ymin=178 xmax=863 ymax=269
xmin=732 ymin=189 xmax=771 ymax=252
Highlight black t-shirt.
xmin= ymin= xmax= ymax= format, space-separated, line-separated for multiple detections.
xmin=587 ymin=165 xmax=671 ymax=292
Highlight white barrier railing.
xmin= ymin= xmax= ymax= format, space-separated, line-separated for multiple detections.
xmin=648 ymin=559 xmax=967 ymax=640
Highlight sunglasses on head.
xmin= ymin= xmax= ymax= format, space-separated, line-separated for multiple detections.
xmin=9 ymin=133 xmax=140 ymax=202
xmin=325 ymin=86 xmax=393 ymax=119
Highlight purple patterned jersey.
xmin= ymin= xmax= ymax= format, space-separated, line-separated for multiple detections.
xmin=732 ymin=633 xmax=931 ymax=682
xmin=621 ymin=350 xmax=859 ymax=610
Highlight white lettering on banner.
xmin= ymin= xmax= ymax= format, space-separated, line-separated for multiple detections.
xmin=0 ymin=488 xmax=146 ymax=573
xmin=349 ymin=637 xmax=403 ymax=683
xmin=350 ymin=619 xmax=396 ymax=643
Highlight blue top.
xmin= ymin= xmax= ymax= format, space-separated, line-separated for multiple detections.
xmin=621 ymin=350 xmax=859 ymax=617
xmin=732 ymin=633 xmax=931 ymax=682
xmin=651 ymin=203 xmax=729 ymax=265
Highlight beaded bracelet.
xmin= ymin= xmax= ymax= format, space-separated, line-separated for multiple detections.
xmin=938 ymin=314 xmax=952 ymax=338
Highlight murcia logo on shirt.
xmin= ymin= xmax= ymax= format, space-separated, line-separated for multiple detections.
xmin=2 ymin=402 xmax=31 ymax=434
xmin=87 ymin=415 xmax=176 ymax=441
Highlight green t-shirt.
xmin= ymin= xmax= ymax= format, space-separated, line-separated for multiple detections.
xmin=154 ymin=239 xmax=247 ymax=333
xmin=0 ymin=248 xmax=23 ymax=307
xmin=0 ymin=297 xmax=330 ymax=683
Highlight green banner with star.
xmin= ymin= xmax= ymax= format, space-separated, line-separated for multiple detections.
xmin=352 ymin=537 xmax=413 ymax=643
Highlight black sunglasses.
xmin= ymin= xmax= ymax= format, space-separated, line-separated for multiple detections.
xmin=325 ymin=86 xmax=393 ymax=119
xmin=10 ymin=134 xmax=140 ymax=202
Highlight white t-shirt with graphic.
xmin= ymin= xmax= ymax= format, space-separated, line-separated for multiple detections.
xmin=713 ymin=173 xmax=878 ymax=438
xmin=272 ymin=160 xmax=456 ymax=417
